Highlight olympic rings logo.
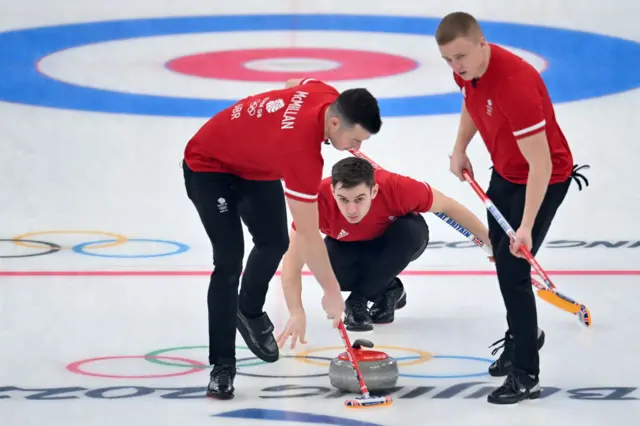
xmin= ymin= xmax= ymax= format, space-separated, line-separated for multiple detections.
xmin=1 ymin=230 xmax=189 ymax=259
xmin=65 ymin=345 xmax=495 ymax=380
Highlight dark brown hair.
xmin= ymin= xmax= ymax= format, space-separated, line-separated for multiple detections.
xmin=435 ymin=12 xmax=483 ymax=45
xmin=331 ymin=157 xmax=375 ymax=189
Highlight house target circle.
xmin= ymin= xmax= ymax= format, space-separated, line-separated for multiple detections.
xmin=0 ymin=14 xmax=638 ymax=118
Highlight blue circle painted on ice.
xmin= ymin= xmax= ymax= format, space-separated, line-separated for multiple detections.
xmin=1 ymin=14 xmax=639 ymax=118
xmin=71 ymin=238 xmax=189 ymax=258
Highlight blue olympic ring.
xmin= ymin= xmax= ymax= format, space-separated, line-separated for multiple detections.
xmin=1 ymin=15 xmax=639 ymax=118
xmin=72 ymin=238 xmax=190 ymax=258
xmin=395 ymin=355 xmax=493 ymax=379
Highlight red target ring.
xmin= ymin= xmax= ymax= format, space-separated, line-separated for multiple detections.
xmin=66 ymin=355 xmax=206 ymax=379
xmin=165 ymin=47 xmax=419 ymax=82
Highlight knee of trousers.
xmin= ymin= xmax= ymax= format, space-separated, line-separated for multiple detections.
xmin=211 ymin=251 xmax=244 ymax=284
xmin=394 ymin=214 xmax=430 ymax=250
xmin=255 ymin=231 xmax=290 ymax=258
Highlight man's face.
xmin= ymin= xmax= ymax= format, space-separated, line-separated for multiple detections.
xmin=327 ymin=117 xmax=371 ymax=151
xmin=332 ymin=182 xmax=378 ymax=223
xmin=438 ymin=35 xmax=486 ymax=80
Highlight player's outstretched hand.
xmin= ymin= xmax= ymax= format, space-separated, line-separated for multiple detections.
xmin=450 ymin=150 xmax=474 ymax=181
xmin=322 ymin=288 xmax=345 ymax=328
xmin=276 ymin=310 xmax=308 ymax=350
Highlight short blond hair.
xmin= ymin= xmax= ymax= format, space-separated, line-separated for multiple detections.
xmin=435 ymin=12 xmax=483 ymax=45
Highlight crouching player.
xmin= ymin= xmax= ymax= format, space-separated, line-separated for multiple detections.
xmin=277 ymin=156 xmax=492 ymax=346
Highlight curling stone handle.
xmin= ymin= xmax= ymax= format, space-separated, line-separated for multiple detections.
xmin=352 ymin=339 xmax=374 ymax=350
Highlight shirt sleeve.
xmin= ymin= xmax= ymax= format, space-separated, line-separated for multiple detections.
xmin=281 ymin=148 xmax=324 ymax=204
xmin=389 ymin=173 xmax=434 ymax=214
xmin=291 ymin=178 xmax=331 ymax=232
xmin=497 ymin=77 xmax=546 ymax=140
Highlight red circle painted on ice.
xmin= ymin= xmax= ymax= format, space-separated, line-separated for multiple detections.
xmin=165 ymin=48 xmax=419 ymax=81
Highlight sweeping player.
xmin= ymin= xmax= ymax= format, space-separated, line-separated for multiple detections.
xmin=182 ymin=78 xmax=382 ymax=400
xmin=276 ymin=156 xmax=492 ymax=345
xmin=436 ymin=12 xmax=589 ymax=404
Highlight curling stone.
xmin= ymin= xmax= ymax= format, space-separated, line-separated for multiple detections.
xmin=329 ymin=339 xmax=399 ymax=393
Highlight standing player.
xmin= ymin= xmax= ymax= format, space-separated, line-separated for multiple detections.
xmin=276 ymin=156 xmax=492 ymax=345
xmin=182 ymin=78 xmax=382 ymax=400
xmin=436 ymin=12 xmax=588 ymax=404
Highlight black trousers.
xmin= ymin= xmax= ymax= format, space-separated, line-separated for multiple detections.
xmin=324 ymin=214 xmax=429 ymax=302
xmin=487 ymin=170 xmax=571 ymax=376
xmin=182 ymin=161 xmax=289 ymax=366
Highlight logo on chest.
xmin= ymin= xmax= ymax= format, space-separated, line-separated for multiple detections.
xmin=486 ymin=99 xmax=493 ymax=116
xmin=337 ymin=229 xmax=349 ymax=239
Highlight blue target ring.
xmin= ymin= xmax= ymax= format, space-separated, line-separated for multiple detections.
xmin=72 ymin=238 xmax=190 ymax=258
xmin=1 ymin=14 xmax=639 ymax=118
xmin=395 ymin=355 xmax=493 ymax=379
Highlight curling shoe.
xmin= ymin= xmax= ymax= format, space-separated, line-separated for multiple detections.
xmin=236 ymin=310 xmax=279 ymax=363
xmin=344 ymin=294 xmax=373 ymax=332
xmin=370 ymin=278 xmax=407 ymax=324
xmin=487 ymin=371 xmax=540 ymax=405
xmin=206 ymin=365 xmax=236 ymax=400
xmin=488 ymin=328 xmax=546 ymax=377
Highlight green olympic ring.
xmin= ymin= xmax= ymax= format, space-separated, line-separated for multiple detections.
xmin=144 ymin=345 xmax=267 ymax=369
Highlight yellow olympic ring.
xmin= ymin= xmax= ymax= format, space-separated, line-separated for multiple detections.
xmin=294 ymin=345 xmax=432 ymax=367
xmin=12 ymin=230 xmax=128 ymax=250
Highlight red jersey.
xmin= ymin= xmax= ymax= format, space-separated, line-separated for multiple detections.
xmin=454 ymin=44 xmax=573 ymax=185
xmin=184 ymin=78 xmax=339 ymax=203
xmin=293 ymin=169 xmax=434 ymax=241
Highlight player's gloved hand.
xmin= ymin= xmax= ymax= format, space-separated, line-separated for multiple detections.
xmin=510 ymin=225 xmax=533 ymax=259
xmin=277 ymin=309 xmax=308 ymax=350
xmin=322 ymin=288 xmax=345 ymax=328
xmin=449 ymin=149 xmax=474 ymax=182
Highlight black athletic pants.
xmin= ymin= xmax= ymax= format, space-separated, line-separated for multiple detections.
xmin=182 ymin=161 xmax=289 ymax=366
xmin=487 ymin=170 xmax=571 ymax=377
xmin=324 ymin=213 xmax=429 ymax=301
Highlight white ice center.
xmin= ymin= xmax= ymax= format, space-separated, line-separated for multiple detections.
xmin=242 ymin=57 xmax=342 ymax=72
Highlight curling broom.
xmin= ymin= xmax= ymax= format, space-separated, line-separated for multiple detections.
xmin=347 ymin=149 xmax=591 ymax=326
xmin=337 ymin=320 xmax=392 ymax=408
xmin=462 ymin=169 xmax=591 ymax=328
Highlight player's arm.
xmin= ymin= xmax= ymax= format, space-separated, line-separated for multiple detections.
xmin=517 ymin=131 xmax=552 ymax=229
xmin=451 ymin=74 xmax=477 ymax=153
xmin=428 ymin=188 xmax=490 ymax=246
xmin=501 ymin=82 xmax=552 ymax=229
xmin=282 ymin=151 xmax=342 ymax=297
xmin=280 ymin=228 xmax=306 ymax=314
xmin=396 ymin=175 xmax=490 ymax=246
xmin=285 ymin=197 xmax=341 ymax=296
xmin=453 ymin=101 xmax=478 ymax=153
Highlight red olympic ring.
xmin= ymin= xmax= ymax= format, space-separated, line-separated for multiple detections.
xmin=66 ymin=355 xmax=206 ymax=379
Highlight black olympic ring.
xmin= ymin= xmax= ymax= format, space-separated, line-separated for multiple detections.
xmin=0 ymin=239 xmax=62 ymax=258
xmin=235 ymin=355 xmax=334 ymax=378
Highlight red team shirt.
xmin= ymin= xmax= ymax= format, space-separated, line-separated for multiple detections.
xmin=184 ymin=78 xmax=339 ymax=203
xmin=454 ymin=43 xmax=573 ymax=185
xmin=293 ymin=169 xmax=434 ymax=241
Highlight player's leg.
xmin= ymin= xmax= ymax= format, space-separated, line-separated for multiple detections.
xmin=486 ymin=170 xmax=571 ymax=404
xmin=183 ymin=161 xmax=244 ymax=400
xmin=324 ymin=237 xmax=370 ymax=331
xmin=236 ymin=179 xmax=290 ymax=363
xmin=364 ymin=213 xmax=430 ymax=324
xmin=484 ymin=174 xmax=534 ymax=378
